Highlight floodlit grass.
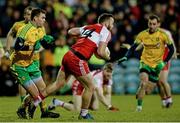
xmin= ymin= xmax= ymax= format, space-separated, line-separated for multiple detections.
xmin=0 ymin=95 xmax=180 ymax=122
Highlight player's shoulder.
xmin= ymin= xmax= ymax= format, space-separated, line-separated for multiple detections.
xmin=85 ymin=23 xmax=103 ymax=30
xmin=14 ymin=20 xmax=26 ymax=27
xmin=12 ymin=20 xmax=26 ymax=31
xmin=158 ymin=28 xmax=171 ymax=38
xmin=138 ymin=29 xmax=148 ymax=36
xmin=84 ymin=23 xmax=107 ymax=34
xmin=159 ymin=28 xmax=172 ymax=36
xmin=92 ymin=69 xmax=102 ymax=76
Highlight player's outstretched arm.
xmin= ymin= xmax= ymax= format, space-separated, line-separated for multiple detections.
xmin=5 ymin=28 xmax=16 ymax=58
xmin=68 ymin=27 xmax=80 ymax=36
xmin=117 ymin=43 xmax=138 ymax=64
xmin=34 ymin=35 xmax=55 ymax=51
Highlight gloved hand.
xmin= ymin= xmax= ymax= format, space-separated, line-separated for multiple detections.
xmin=117 ymin=57 xmax=127 ymax=64
xmin=40 ymin=35 xmax=55 ymax=49
xmin=42 ymin=35 xmax=54 ymax=43
xmin=4 ymin=51 xmax=10 ymax=59
xmin=14 ymin=37 xmax=25 ymax=50
xmin=156 ymin=61 xmax=166 ymax=71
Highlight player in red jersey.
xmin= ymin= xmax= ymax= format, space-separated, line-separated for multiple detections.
xmin=48 ymin=63 xmax=119 ymax=112
xmin=28 ymin=13 xmax=114 ymax=120
xmin=158 ymin=29 xmax=177 ymax=108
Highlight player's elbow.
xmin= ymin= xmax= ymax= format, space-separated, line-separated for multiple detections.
xmin=68 ymin=28 xmax=80 ymax=36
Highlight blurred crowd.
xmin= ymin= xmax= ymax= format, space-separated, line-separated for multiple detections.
xmin=0 ymin=0 xmax=180 ymax=95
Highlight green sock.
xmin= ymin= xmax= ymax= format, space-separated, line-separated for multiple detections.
xmin=20 ymin=96 xmax=26 ymax=103
xmin=137 ymin=99 xmax=142 ymax=106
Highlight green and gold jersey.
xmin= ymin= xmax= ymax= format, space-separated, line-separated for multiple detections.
xmin=12 ymin=20 xmax=27 ymax=35
xmin=135 ymin=28 xmax=173 ymax=68
xmin=11 ymin=22 xmax=46 ymax=66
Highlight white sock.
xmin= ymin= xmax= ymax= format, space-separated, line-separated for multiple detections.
xmin=80 ymin=109 xmax=88 ymax=116
xmin=54 ymin=99 xmax=65 ymax=107
xmin=34 ymin=96 xmax=42 ymax=107
xmin=136 ymin=106 xmax=142 ymax=110
xmin=166 ymin=97 xmax=172 ymax=103
xmin=107 ymin=105 xmax=112 ymax=109
xmin=162 ymin=100 xmax=166 ymax=106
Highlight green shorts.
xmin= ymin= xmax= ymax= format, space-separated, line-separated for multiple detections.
xmin=139 ymin=62 xmax=160 ymax=83
xmin=10 ymin=60 xmax=42 ymax=87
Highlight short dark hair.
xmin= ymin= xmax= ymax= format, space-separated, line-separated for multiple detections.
xmin=148 ymin=14 xmax=160 ymax=23
xmin=31 ymin=8 xmax=46 ymax=20
xmin=98 ymin=13 xmax=113 ymax=23
xmin=24 ymin=6 xmax=34 ymax=15
xmin=103 ymin=63 xmax=113 ymax=71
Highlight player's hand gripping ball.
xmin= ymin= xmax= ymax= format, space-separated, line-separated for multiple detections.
xmin=94 ymin=47 xmax=110 ymax=59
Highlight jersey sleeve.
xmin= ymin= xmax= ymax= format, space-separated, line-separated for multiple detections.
xmin=163 ymin=31 xmax=173 ymax=45
xmin=134 ymin=32 xmax=143 ymax=44
xmin=79 ymin=26 xmax=86 ymax=36
xmin=12 ymin=22 xmax=21 ymax=33
xmin=99 ymin=26 xmax=111 ymax=43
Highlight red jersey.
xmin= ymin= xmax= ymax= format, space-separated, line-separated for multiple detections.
xmin=71 ymin=24 xmax=111 ymax=60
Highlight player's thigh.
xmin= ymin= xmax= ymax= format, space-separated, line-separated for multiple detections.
xmin=76 ymin=73 xmax=94 ymax=89
xmin=140 ymin=72 xmax=149 ymax=80
xmin=10 ymin=65 xmax=32 ymax=86
xmin=73 ymin=95 xmax=82 ymax=111
xmin=28 ymin=62 xmax=46 ymax=91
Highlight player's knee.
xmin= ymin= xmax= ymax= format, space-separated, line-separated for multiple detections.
xmin=38 ymin=85 xmax=46 ymax=93
xmin=159 ymin=79 xmax=167 ymax=84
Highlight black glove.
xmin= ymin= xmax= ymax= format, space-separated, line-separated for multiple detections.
xmin=14 ymin=37 xmax=25 ymax=50
xmin=40 ymin=35 xmax=55 ymax=49
xmin=117 ymin=57 xmax=127 ymax=64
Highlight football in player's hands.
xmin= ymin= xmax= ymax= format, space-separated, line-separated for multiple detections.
xmin=94 ymin=47 xmax=110 ymax=59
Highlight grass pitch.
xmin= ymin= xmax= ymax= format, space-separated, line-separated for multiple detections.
xmin=0 ymin=95 xmax=180 ymax=122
